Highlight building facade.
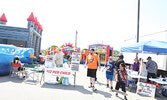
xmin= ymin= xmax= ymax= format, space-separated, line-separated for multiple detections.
xmin=0 ymin=12 xmax=43 ymax=56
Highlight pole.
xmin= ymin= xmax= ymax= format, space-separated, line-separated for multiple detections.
xmin=75 ymin=30 xmax=78 ymax=48
xmin=74 ymin=30 xmax=78 ymax=87
xmin=136 ymin=0 xmax=140 ymax=98
xmin=136 ymin=0 xmax=140 ymax=58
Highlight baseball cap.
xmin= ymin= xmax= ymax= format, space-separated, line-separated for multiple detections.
xmin=108 ymin=56 xmax=113 ymax=60
xmin=119 ymin=55 xmax=124 ymax=59
xmin=147 ymin=56 xmax=151 ymax=60
xmin=91 ymin=49 xmax=95 ymax=51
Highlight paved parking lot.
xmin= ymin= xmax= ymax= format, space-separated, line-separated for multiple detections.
xmin=0 ymin=65 xmax=166 ymax=100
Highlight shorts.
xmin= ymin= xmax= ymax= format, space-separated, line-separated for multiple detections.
xmin=115 ymin=81 xmax=126 ymax=92
xmin=106 ymin=74 xmax=113 ymax=81
xmin=87 ymin=69 xmax=97 ymax=78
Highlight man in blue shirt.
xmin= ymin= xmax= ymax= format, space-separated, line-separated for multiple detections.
xmin=146 ymin=56 xmax=158 ymax=82
xmin=102 ymin=56 xmax=115 ymax=90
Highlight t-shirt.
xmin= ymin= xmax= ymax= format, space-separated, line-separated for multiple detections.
xmin=67 ymin=55 xmax=71 ymax=61
xmin=115 ymin=59 xmax=125 ymax=69
xmin=54 ymin=52 xmax=64 ymax=65
xmin=146 ymin=60 xmax=157 ymax=74
xmin=132 ymin=62 xmax=139 ymax=71
xmin=105 ymin=61 xmax=115 ymax=75
xmin=116 ymin=69 xmax=127 ymax=83
xmin=87 ymin=54 xmax=99 ymax=69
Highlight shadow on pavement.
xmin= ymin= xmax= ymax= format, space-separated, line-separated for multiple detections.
xmin=95 ymin=89 xmax=112 ymax=98
xmin=0 ymin=75 xmax=24 ymax=83
xmin=24 ymin=80 xmax=39 ymax=85
xmin=96 ymin=81 xmax=106 ymax=86
xmin=41 ymin=83 xmax=93 ymax=95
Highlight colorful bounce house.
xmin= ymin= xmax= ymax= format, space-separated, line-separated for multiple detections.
xmin=0 ymin=44 xmax=34 ymax=75
xmin=88 ymin=44 xmax=113 ymax=65
xmin=46 ymin=45 xmax=58 ymax=55
xmin=61 ymin=43 xmax=80 ymax=63
xmin=46 ymin=43 xmax=80 ymax=63
xmin=80 ymin=49 xmax=88 ymax=64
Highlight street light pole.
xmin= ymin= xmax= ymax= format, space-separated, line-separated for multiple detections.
xmin=75 ymin=30 xmax=78 ymax=47
xmin=74 ymin=30 xmax=78 ymax=87
xmin=137 ymin=0 xmax=140 ymax=43
xmin=136 ymin=0 xmax=140 ymax=58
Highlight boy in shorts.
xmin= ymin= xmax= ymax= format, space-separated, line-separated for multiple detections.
xmin=115 ymin=63 xmax=128 ymax=100
xmin=102 ymin=56 xmax=115 ymax=91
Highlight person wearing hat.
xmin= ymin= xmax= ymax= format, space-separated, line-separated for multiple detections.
xmin=115 ymin=55 xmax=125 ymax=69
xmin=85 ymin=48 xmax=101 ymax=92
xmin=115 ymin=63 xmax=128 ymax=100
xmin=102 ymin=56 xmax=115 ymax=91
xmin=146 ymin=56 xmax=158 ymax=82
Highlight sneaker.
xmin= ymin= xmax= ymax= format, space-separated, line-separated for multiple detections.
xmin=88 ymin=83 xmax=92 ymax=88
xmin=88 ymin=86 xmax=92 ymax=88
xmin=124 ymin=96 xmax=127 ymax=100
xmin=106 ymin=84 xmax=109 ymax=88
xmin=116 ymin=93 xmax=118 ymax=97
xmin=111 ymin=86 xmax=114 ymax=91
xmin=92 ymin=86 xmax=97 ymax=92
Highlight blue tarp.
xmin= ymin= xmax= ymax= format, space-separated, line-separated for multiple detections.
xmin=121 ymin=40 xmax=167 ymax=54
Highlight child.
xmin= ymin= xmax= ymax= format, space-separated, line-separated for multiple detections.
xmin=102 ymin=56 xmax=115 ymax=91
xmin=115 ymin=63 xmax=128 ymax=100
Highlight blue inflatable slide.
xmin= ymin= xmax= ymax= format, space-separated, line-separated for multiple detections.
xmin=0 ymin=44 xmax=34 ymax=75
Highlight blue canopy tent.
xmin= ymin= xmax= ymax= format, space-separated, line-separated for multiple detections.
xmin=121 ymin=40 xmax=167 ymax=54
xmin=120 ymin=40 xmax=167 ymax=96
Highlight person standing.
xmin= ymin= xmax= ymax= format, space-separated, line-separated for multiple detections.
xmin=67 ymin=52 xmax=72 ymax=67
xmin=132 ymin=58 xmax=139 ymax=71
xmin=54 ymin=48 xmax=64 ymax=81
xmin=146 ymin=56 xmax=158 ymax=82
xmin=115 ymin=55 xmax=125 ymax=69
xmin=115 ymin=63 xmax=128 ymax=100
xmin=102 ymin=56 xmax=115 ymax=91
xmin=85 ymin=49 xmax=101 ymax=91
xmin=139 ymin=58 xmax=147 ymax=77
xmin=54 ymin=48 xmax=64 ymax=67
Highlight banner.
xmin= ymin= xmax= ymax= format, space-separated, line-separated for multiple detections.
xmin=71 ymin=52 xmax=81 ymax=71
xmin=45 ymin=68 xmax=73 ymax=77
xmin=137 ymin=82 xmax=156 ymax=97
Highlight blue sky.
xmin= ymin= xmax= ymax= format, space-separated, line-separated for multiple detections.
xmin=0 ymin=0 xmax=167 ymax=50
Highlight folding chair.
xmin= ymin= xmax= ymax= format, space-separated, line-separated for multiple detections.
xmin=9 ymin=62 xmax=26 ymax=78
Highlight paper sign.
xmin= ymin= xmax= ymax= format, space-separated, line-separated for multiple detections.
xmin=45 ymin=55 xmax=55 ymax=68
xmin=137 ymin=82 xmax=156 ymax=97
xmin=71 ymin=52 xmax=81 ymax=71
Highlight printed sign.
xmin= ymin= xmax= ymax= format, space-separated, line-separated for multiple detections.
xmin=71 ymin=52 xmax=81 ymax=71
xmin=137 ymin=82 xmax=156 ymax=97
xmin=45 ymin=55 xmax=55 ymax=68
xmin=45 ymin=68 xmax=73 ymax=77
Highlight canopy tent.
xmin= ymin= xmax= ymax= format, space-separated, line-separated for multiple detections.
xmin=121 ymin=40 xmax=167 ymax=97
xmin=121 ymin=40 xmax=167 ymax=54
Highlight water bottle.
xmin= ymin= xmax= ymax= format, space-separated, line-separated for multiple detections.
xmin=160 ymin=75 xmax=162 ymax=80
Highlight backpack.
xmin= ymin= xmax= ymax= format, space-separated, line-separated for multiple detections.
xmin=62 ymin=77 xmax=70 ymax=85
xmin=59 ymin=77 xmax=64 ymax=84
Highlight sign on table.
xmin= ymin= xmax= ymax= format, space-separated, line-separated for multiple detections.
xmin=137 ymin=82 xmax=156 ymax=97
xmin=45 ymin=68 xmax=73 ymax=77
xmin=45 ymin=55 xmax=55 ymax=68
xmin=71 ymin=52 xmax=80 ymax=72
